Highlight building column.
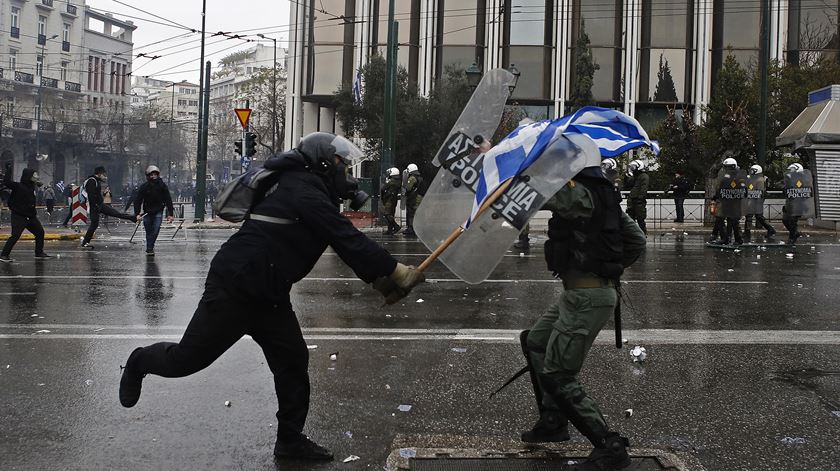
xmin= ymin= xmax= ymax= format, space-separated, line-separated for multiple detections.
xmin=692 ymin=0 xmax=714 ymax=125
xmin=302 ymin=102 xmax=319 ymax=136
xmin=284 ymin=0 xmax=306 ymax=150
xmin=552 ymin=0 xmax=572 ymax=118
xmin=484 ymin=0 xmax=503 ymax=72
xmin=622 ymin=0 xmax=642 ymax=117
xmin=770 ymin=0 xmax=788 ymax=64
xmin=418 ymin=0 xmax=437 ymax=95
xmin=318 ymin=106 xmax=336 ymax=133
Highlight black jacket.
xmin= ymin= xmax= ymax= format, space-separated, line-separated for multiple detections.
xmin=134 ymin=179 xmax=174 ymax=216
xmin=209 ymin=152 xmax=397 ymax=302
xmin=670 ymin=176 xmax=691 ymax=198
xmin=4 ymin=168 xmax=38 ymax=218
xmin=84 ymin=175 xmax=104 ymax=208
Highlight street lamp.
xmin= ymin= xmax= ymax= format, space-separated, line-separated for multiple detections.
xmin=465 ymin=62 xmax=482 ymax=89
xmin=257 ymin=34 xmax=278 ymax=153
xmin=507 ymin=64 xmax=521 ymax=93
xmin=34 ymin=34 xmax=59 ymax=162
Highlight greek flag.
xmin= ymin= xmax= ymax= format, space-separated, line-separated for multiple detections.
xmin=352 ymin=69 xmax=362 ymax=104
xmin=466 ymin=106 xmax=659 ymax=227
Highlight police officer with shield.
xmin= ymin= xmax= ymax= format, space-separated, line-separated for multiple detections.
xmin=522 ymin=160 xmax=646 ymax=470
xmin=715 ymin=158 xmax=746 ymax=245
xmin=743 ymin=165 xmax=776 ymax=242
xmin=118 ymin=132 xmax=425 ymax=461
xmin=782 ymin=163 xmax=815 ymax=245
xmin=380 ymin=167 xmax=402 ymax=235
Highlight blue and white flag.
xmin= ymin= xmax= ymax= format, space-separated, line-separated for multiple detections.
xmin=466 ymin=106 xmax=659 ymax=227
xmin=352 ymin=69 xmax=363 ymax=104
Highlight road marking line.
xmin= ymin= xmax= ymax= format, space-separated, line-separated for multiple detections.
xmin=0 ymin=275 xmax=768 ymax=284
xmin=0 ymin=327 xmax=836 ymax=344
xmin=0 ymin=292 xmax=36 ymax=295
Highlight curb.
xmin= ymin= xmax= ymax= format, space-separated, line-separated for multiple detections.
xmin=0 ymin=233 xmax=81 ymax=241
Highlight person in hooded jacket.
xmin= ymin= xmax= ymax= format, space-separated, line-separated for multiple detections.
xmin=80 ymin=166 xmax=136 ymax=248
xmin=118 ymin=132 xmax=425 ymax=462
xmin=1 ymin=163 xmax=52 ymax=262
xmin=133 ymin=165 xmax=175 ymax=256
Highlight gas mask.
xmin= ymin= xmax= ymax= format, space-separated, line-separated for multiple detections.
xmin=334 ymin=159 xmax=370 ymax=211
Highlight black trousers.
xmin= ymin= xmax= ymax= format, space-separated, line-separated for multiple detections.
xmin=724 ymin=217 xmax=744 ymax=244
xmin=82 ymin=204 xmax=133 ymax=244
xmin=783 ymin=216 xmax=801 ymax=241
xmin=131 ymin=277 xmax=310 ymax=441
xmin=1 ymin=213 xmax=45 ymax=256
xmin=674 ymin=198 xmax=685 ymax=222
xmin=744 ymin=215 xmax=774 ymax=238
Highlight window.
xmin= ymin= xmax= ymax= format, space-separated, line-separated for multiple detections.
xmin=38 ymin=16 xmax=47 ymax=36
xmin=639 ymin=0 xmax=692 ymax=103
xmin=786 ymin=0 xmax=840 ymax=65
xmin=9 ymin=50 xmax=17 ymax=71
xmin=36 ymin=55 xmax=44 ymax=76
xmin=7 ymin=96 xmax=14 ymax=117
xmin=11 ymin=7 xmax=19 ymax=28
xmin=61 ymin=61 xmax=68 ymax=81
xmin=63 ymin=23 xmax=71 ymax=43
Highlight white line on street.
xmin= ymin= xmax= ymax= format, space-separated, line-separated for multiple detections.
xmin=0 ymin=275 xmax=768 ymax=284
xmin=0 ymin=292 xmax=36 ymax=295
xmin=0 ymin=328 xmax=837 ymax=344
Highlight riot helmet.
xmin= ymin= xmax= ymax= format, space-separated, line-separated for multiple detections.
xmin=407 ymin=163 xmax=419 ymax=175
xmin=722 ymin=157 xmax=738 ymax=168
xmin=787 ymin=163 xmax=803 ymax=173
xmin=297 ymin=132 xmax=369 ymax=210
xmin=749 ymin=164 xmax=763 ymax=175
xmin=388 ymin=167 xmax=400 ymax=178
xmin=601 ymin=158 xmax=617 ymax=171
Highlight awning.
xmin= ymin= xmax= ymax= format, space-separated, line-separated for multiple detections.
xmin=776 ymin=96 xmax=840 ymax=149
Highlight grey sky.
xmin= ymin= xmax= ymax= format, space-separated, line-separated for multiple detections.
xmin=86 ymin=0 xmax=290 ymax=84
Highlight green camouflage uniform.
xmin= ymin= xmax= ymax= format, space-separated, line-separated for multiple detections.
xmin=380 ymin=177 xmax=401 ymax=234
xmin=625 ymin=171 xmax=649 ymax=233
xmin=526 ymin=180 xmax=646 ymax=446
xmin=404 ymin=174 xmax=423 ymax=235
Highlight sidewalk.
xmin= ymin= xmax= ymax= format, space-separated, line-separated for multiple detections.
xmin=0 ymin=225 xmax=82 ymax=241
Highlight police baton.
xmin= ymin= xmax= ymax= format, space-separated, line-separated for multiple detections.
xmin=129 ymin=213 xmax=146 ymax=244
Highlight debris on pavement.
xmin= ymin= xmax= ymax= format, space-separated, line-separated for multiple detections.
xmin=630 ymin=346 xmax=647 ymax=363
xmin=33 ymin=330 xmax=51 ymax=334
xmin=84 ymin=379 xmax=93 ymax=386
xmin=624 ymin=409 xmax=633 ymax=417
xmin=329 ymin=352 xmax=338 ymax=361
xmin=224 ymin=401 xmax=231 ymax=407
xmin=786 ymin=253 xmax=795 ymax=259
xmin=451 ymin=347 xmax=467 ymax=353
xmin=781 ymin=437 xmax=806 ymax=444
xmin=831 ymin=411 xmax=840 ymax=418
xmin=398 ymin=404 xmax=412 ymax=412
xmin=307 ymin=345 xmax=318 ymax=350
xmin=344 ymin=431 xmax=353 ymax=438
xmin=342 ymin=455 xmax=360 ymax=463
xmin=416 ymin=299 xmax=424 ymax=303
xmin=399 ymin=448 xmax=417 ymax=458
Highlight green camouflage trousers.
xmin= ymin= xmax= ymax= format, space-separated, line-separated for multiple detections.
xmin=526 ymin=287 xmax=616 ymax=441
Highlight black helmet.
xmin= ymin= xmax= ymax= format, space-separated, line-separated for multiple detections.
xmin=297 ymin=132 xmax=363 ymax=175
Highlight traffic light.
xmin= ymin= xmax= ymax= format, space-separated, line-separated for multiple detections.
xmin=245 ymin=132 xmax=257 ymax=157
xmin=234 ymin=140 xmax=242 ymax=155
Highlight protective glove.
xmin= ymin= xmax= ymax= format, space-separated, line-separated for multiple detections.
xmin=373 ymin=263 xmax=425 ymax=305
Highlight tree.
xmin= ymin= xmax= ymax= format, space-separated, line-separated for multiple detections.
xmin=649 ymin=107 xmax=701 ymax=189
xmin=652 ymin=53 xmax=678 ymax=102
xmin=237 ymin=65 xmax=287 ymax=154
xmin=569 ymin=20 xmax=599 ymax=111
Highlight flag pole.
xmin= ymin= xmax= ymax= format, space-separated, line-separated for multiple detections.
xmin=417 ymin=178 xmax=513 ymax=272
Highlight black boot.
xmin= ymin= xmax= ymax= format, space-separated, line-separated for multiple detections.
xmin=274 ymin=435 xmax=333 ymax=461
xmin=574 ymin=433 xmax=631 ymax=470
xmin=513 ymin=238 xmax=530 ymax=250
xmin=521 ymin=411 xmax=570 ymax=443
xmin=119 ymin=347 xmax=146 ymax=408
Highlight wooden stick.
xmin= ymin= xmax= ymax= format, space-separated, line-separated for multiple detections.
xmin=417 ymin=179 xmax=513 ymax=272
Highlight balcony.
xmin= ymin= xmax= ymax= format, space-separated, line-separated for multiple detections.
xmin=62 ymin=41 xmax=70 ymax=52
xmin=12 ymin=118 xmax=32 ymax=130
xmin=15 ymin=71 xmax=34 ymax=84
xmin=65 ymin=4 xmax=78 ymax=15
xmin=41 ymin=77 xmax=58 ymax=88
xmin=64 ymin=81 xmax=81 ymax=93
xmin=62 ymin=123 xmax=80 ymax=135
xmin=41 ymin=0 xmax=54 ymax=6
xmin=37 ymin=34 xmax=46 ymax=45
xmin=38 ymin=120 xmax=56 ymax=132
xmin=10 ymin=27 xmax=19 ymax=39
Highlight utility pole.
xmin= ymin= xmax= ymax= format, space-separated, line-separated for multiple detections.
xmin=195 ymin=62 xmax=211 ymax=222
xmin=35 ymin=34 xmax=58 ymax=161
xmin=169 ymin=81 xmax=175 ymax=183
xmin=258 ymin=34 xmax=278 ymax=153
xmin=195 ymin=0 xmax=207 ymax=188
xmin=758 ymin=0 xmax=770 ymax=168
xmin=379 ymin=0 xmax=399 ymax=216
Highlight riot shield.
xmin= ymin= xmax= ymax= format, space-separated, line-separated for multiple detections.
xmin=416 ymin=133 xmax=594 ymax=284
xmin=744 ymin=174 xmax=765 ymax=215
xmin=717 ymin=168 xmax=747 ymax=219
xmin=784 ymin=169 xmax=816 ymax=218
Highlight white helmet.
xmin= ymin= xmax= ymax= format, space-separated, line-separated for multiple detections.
xmin=787 ymin=163 xmax=803 ymax=172
xmin=601 ymin=158 xmax=617 ymax=170
xmin=145 ymin=165 xmax=161 ymax=175
xmin=406 ymin=163 xmax=419 ymax=174
xmin=749 ymin=164 xmax=763 ymax=175
xmin=628 ymin=160 xmax=643 ymax=171
xmin=722 ymin=157 xmax=738 ymax=167
xmin=387 ymin=167 xmax=400 ymax=177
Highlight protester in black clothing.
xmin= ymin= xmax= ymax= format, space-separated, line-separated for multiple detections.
xmin=667 ymin=171 xmax=691 ymax=222
xmin=80 ymin=166 xmax=135 ymax=248
xmin=118 ymin=133 xmax=425 ymax=462
xmin=61 ymin=184 xmax=75 ymax=227
xmin=133 ymin=165 xmax=175 ymax=256
xmin=1 ymin=163 xmax=52 ymax=262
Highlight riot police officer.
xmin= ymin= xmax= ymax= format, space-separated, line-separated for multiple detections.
xmin=118 ymin=133 xmax=425 ymax=462
xmin=523 ymin=159 xmax=646 ymax=470
xmin=380 ymin=167 xmax=402 ymax=235
xmin=624 ymin=160 xmax=648 ymax=234
xmin=743 ymin=165 xmax=776 ymax=241
xmin=782 ymin=162 xmax=815 ymax=245
xmin=403 ymin=163 xmax=424 ymax=237
xmin=714 ymin=158 xmax=746 ymax=245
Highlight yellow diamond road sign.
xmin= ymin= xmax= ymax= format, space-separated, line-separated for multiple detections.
xmin=234 ymin=108 xmax=252 ymax=129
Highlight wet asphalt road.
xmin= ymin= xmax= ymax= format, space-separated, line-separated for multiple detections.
xmin=1 ymin=227 xmax=840 ymax=470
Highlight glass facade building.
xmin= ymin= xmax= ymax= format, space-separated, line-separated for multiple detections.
xmin=286 ymin=0 xmax=840 ymax=147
